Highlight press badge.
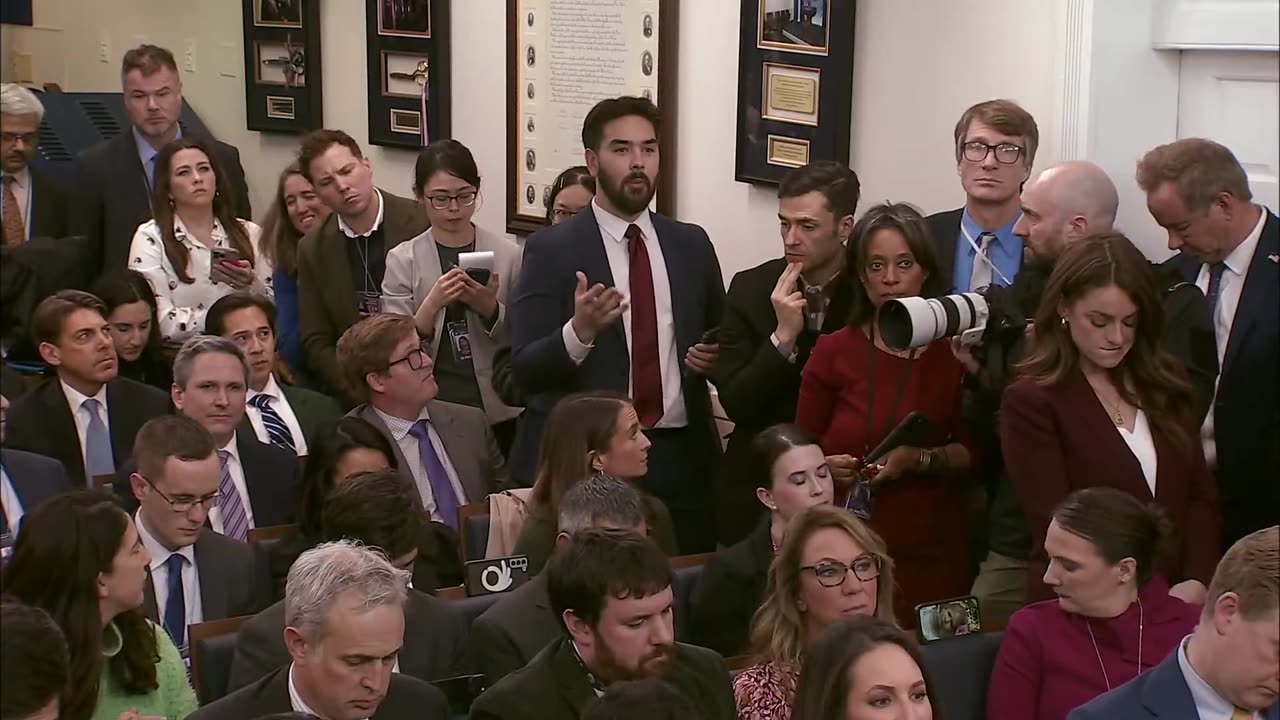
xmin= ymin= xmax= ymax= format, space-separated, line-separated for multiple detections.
xmin=846 ymin=481 xmax=874 ymax=521
xmin=448 ymin=320 xmax=473 ymax=361
xmin=357 ymin=291 xmax=383 ymax=318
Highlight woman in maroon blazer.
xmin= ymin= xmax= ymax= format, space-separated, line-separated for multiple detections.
xmin=1001 ymin=233 xmax=1219 ymax=606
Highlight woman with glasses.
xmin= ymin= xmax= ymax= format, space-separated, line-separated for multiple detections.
xmin=383 ymin=139 xmax=524 ymax=456
xmin=733 ymin=504 xmax=895 ymax=720
xmin=544 ymin=166 xmax=596 ymax=225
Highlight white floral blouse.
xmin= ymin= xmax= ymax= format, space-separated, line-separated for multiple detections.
xmin=128 ymin=216 xmax=273 ymax=343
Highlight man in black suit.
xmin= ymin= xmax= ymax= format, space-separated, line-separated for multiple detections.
xmin=70 ymin=45 xmax=251 ymax=274
xmin=926 ymin=99 xmax=1039 ymax=295
xmin=1140 ymin=138 xmax=1280 ymax=550
xmin=509 ymin=96 xmax=726 ymax=552
xmin=715 ymin=161 xmax=859 ymax=545
xmin=206 ymin=292 xmax=342 ymax=456
xmin=470 ymin=475 xmax=648 ymax=686
xmin=471 ymin=528 xmax=734 ymax=720
xmin=1 ymin=83 xmax=69 ymax=244
xmin=4 ymin=291 xmax=170 ymax=488
xmin=189 ymin=541 xmax=449 ymax=720
xmin=227 ymin=468 xmax=468 ymax=691
xmin=1 ymin=393 xmax=74 ymax=537
xmin=128 ymin=415 xmax=262 ymax=658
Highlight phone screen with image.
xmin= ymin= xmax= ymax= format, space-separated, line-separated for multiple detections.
xmin=915 ymin=595 xmax=981 ymax=643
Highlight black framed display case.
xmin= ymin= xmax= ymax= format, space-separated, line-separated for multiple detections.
xmin=242 ymin=0 xmax=323 ymax=134
xmin=366 ymin=0 xmax=452 ymax=149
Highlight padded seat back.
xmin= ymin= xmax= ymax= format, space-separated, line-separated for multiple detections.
xmin=919 ymin=631 xmax=1003 ymax=720
xmin=189 ymin=615 xmax=253 ymax=703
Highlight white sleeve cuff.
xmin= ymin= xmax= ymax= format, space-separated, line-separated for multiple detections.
xmin=562 ymin=321 xmax=593 ymax=365
xmin=771 ymin=333 xmax=797 ymax=363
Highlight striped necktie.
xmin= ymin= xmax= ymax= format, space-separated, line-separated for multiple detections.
xmin=215 ymin=449 xmax=249 ymax=542
xmin=248 ymin=393 xmax=296 ymax=453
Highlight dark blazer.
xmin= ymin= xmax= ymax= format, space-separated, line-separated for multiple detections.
xmin=70 ymin=128 xmax=251 ymax=275
xmin=1067 ymin=647 xmax=1280 ymax=720
xmin=470 ymin=636 xmax=735 ymax=720
xmin=296 ymin=190 xmax=428 ymax=401
xmin=508 ymin=207 xmax=726 ymax=488
xmin=1165 ymin=208 xmax=1280 ymax=549
xmin=140 ymin=527 xmax=262 ymax=625
xmin=3 ymin=376 xmax=171 ymax=487
xmin=715 ymin=258 xmax=853 ymax=543
xmin=1001 ymin=370 xmax=1221 ymax=601
xmin=468 ymin=573 xmax=559 ymax=686
xmin=0 ymin=448 xmax=74 ymax=515
xmin=28 ymin=166 xmax=70 ymax=240
xmin=188 ymin=666 xmax=448 ymax=720
xmin=926 ymin=207 xmax=965 ymax=290
xmin=0 ymin=362 xmax=26 ymax=401
xmin=226 ymin=588 xmax=469 ymax=692
xmin=689 ymin=515 xmax=773 ymax=657
xmin=112 ymin=430 xmax=299 ymax=528
xmin=236 ymin=382 xmax=343 ymax=450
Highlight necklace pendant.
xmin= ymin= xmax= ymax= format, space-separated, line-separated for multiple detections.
xmin=1114 ymin=410 xmax=1125 ymax=426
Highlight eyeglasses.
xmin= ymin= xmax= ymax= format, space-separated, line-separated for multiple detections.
xmin=550 ymin=208 xmax=580 ymax=223
xmin=386 ymin=341 xmax=431 ymax=372
xmin=141 ymin=474 xmax=219 ymax=514
xmin=961 ymin=141 xmax=1024 ymax=165
xmin=1 ymin=132 xmax=37 ymax=145
xmin=802 ymin=554 xmax=882 ymax=588
xmin=425 ymin=191 xmax=477 ymax=210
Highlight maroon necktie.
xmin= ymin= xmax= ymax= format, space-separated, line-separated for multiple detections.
xmin=626 ymin=223 xmax=663 ymax=427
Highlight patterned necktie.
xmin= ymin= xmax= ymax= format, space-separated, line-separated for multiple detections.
xmin=2 ymin=175 xmax=24 ymax=247
xmin=215 ymin=449 xmax=249 ymax=542
xmin=162 ymin=553 xmax=187 ymax=648
xmin=969 ymin=232 xmax=995 ymax=291
xmin=248 ymin=394 xmax=296 ymax=453
xmin=1205 ymin=262 xmax=1227 ymax=314
xmin=625 ymin=223 xmax=663 ymax=427
xmin=407 ymin=419 xmax=460 ymax=530
xmin=82 ymin=398 xmax=116 ymax=478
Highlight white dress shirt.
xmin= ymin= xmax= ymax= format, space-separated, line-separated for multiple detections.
xmin=1177 ymin=635 xmax=1259 ymax=719
xmin=372 ymin=405 xmax=469 ymax=522
xmin=246 ymin=374 xmax=308 ymax=456
xmin=338 ymin=188 xmax=386 ymax=238
xmin=208 ymin=433 xmax=256 ymax=533
xmin=135 ymin=510 xmax=203 ymax=644
xmin=1 ymin=167 xmax=31 ymax=239
xmin=1116 ymin=410 xmax=1158 ymax=496
xmin=1 ymin=465 xmax=24 ymax=533
xmin=1197 ymin=207 xmax=1267 ymax=467
xmin=128 ymin=216 xmax=273 ymax=344
xmin=289 ymin=662 xmax=387 ymax=715
xmin=59 ymin=380 xmax=110 ymax=475
xmin=560 ymin=199 xmax=688 ymax=428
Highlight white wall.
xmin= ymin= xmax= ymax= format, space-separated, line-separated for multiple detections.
xmin=4 ymin=0 xmax=1069 ymax=281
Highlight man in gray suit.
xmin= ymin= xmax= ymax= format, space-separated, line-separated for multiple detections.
xmin=128 ymin=415 xmax=261 ymax=658
xmin=337 ymin=313 xmax=505 ymax=532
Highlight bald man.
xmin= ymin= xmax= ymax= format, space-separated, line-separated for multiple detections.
xmin=1012 ymin=160 xmax=1119 ymax=264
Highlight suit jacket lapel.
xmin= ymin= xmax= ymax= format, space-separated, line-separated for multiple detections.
xmin=318 ymin=218 xmax=359 ymax=332
xmin=550 ymin=638 xmax=600 ymax=716
xmin=38 ymin=381 xmax=86 ymax=485
xmin=425 ymin=401 xmax=483 ymax=502
xmin=116 ymin=131 xmax=154 ymax=220
xmin=358 ymin=406 xmax=413 ymax=488
xmin=1067 ymin=371 xmax=1152 ymax=499
xmin=1222 ymin=211 xmax=1279 ymax=374
xmin=1140 ymin=652 xmax=1200 ymax=720
xmin=142 ymin=567 xmax=160 ymax=622
xmin=193 ymin=533 xmax=227 ymax=620
xmin=577 ymin=211 xmax=626 ymax=351
xmin=652 ymin=214 xmax=695 ymax=354
xmin=104 ymin=380 xmax=136 ymax=468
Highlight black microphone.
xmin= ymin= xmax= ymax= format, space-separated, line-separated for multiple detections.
xmin=804 ymin=285 xmax=824 ymax=332
xmin=863 ymin=411 xmax=935 ymax=465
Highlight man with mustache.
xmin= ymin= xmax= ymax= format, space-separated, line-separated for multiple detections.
xmin=0 ymin=83 xmax=68 ymax=244
xmin=470 ymin=528 xmax=735 ymax=720
xmin=510 ymin=96 xmax=726 ymax=553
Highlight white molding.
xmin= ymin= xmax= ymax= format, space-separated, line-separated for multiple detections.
xmin=1056 ymin=0 xmax=1095 ymax=160
xmin=1151 ymin=0 xmax=1280 ymax=51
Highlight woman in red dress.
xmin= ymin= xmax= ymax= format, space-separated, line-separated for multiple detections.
xmin=796 ymin=201 xmax=974 ymax=624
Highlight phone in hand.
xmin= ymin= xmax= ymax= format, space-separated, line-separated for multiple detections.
xmin=458 ymin=250 xmax=495 ymax=285
xmin=915 ymin=595 xmax=981 ymax=643
xmin=209 ymin=247 xmax=244 ymax=282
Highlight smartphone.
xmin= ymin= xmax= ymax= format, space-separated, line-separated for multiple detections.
xmin=915 ymin=595 xmax=981 ymax=643
xmin=700 ymin=326 xmax=720 ymax=344
xmin=458 ymin=250 xmax=495 ymax=285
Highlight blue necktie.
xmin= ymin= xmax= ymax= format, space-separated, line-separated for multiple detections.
xmin=407 ymin=419 xmax=460 ymax=530
xmin=1205 ymin=262 xmax=1227 ymax=314
xmin=82 ymin=398 xmax=115 ymax=478
xmin=162 ymin=553 xmax=187 ymax=648
xmin=249 ymin=394 xmax=296 ymax=453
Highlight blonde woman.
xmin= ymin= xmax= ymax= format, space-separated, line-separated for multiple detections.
xmin=732 ymin=504 xmax=897 ymax=720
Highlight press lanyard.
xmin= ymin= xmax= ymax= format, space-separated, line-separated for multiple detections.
xmin=960 ymin=223 xmax=1013 ymax=287
xmin=862 ymin=333 xmax=919 ymax=459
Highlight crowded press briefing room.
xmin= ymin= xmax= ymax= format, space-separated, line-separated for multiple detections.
xmin=1 ymin=0 xmax=1278 ymax=718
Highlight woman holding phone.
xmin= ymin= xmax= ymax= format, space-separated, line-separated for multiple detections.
xmin=383 ymin=139 xmax=524 ymax=454
xmin=128 ymin=137 xmax=272 ymax=346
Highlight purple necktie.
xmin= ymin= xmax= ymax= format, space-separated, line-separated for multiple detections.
xmin=407 ymin=419 xmax=460 ymax=530
xmin=216 ymin=449 xmax=249 ymax=542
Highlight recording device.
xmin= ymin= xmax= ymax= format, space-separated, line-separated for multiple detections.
xmin=458 ymin=250 xmax=495 ymax=285
xmin=862 ymin=411 xmax=934 ymax=467
xmin=916 ymin=595 xmax=981 ymax=643
xmin=210 ymin=246 xmax=242 ymax=265
xmin=464 ymin=555 xmax=531 ymax=596
xmin=878 ymin=284 xmax=1027 ymax=352
xmin=431 ymin=674 xmax=487 ymax=715
xmin=700 ymin=326 xmax=720 ymax=344
xmin=803 ymin=284 xmax=824 ymax=331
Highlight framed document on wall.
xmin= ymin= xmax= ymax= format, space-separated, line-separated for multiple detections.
xmin=505 ymin=0 xmax=679 ymax=235
xmin=736 ymin=0 xmax=856 ymax=185
xmin=365 ymin=0 xmax=452 ymax=149
xmin=241 ymin=0 xmax=323 ymax=133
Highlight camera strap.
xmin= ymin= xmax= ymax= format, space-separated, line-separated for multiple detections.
xmin=862 ymin=336 xmax=919 ymax=461
xmin=960 ymin=224 xmax=1013 ymax=287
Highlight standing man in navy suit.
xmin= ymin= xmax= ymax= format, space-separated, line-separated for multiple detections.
xmin=1070 ymin=526 xmax=1279 ymax=720
xmin=510 ymin=96 xmax=725 ymax=552
xmin=1139 ymin=138 xmax=1280 ymax=550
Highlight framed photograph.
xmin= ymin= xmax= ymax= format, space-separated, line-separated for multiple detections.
xmin=506 ymin=0 xmax=679 ymax=235
xmin=366 ymin=0 xmax=451 ymax=149
xmin=736 ymin=0 xmax=854 ymax=185
xmin=242 ymin=0 xmax=323 ymax=134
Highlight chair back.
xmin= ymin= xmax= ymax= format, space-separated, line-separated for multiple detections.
xmin=248 ymin=523 xmax=296 ymax=543
xmin=670 ymin=553 xmax=712 ymax=643
xmin=189 ymin=614 xmax=253 ymax=704
xmin=91 ymin=474 xmax=115 ymax=489
xmin=456 ymin=501 xmax=491 ymax=562
xmin=919 ymin=631 xmax=1003 ymax=720
xmin=447 ymin=591 xmax=505 ymax=627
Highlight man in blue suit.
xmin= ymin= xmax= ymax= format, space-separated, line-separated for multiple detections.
xmin=1139 ymin=138 xmax=1279 ymax=551
xmin=1070 ymin=526 xmax=1279 ymax=719
xmin=1 ymin=392 xmax=74 ymax=538
xmin=510 ymin=96 xmax=725 ymax=552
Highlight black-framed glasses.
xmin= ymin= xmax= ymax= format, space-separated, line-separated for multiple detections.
xmin=141 ymin=474 xmax=219 ymax=514
xmin=550 ymin=208 xmax=581 ymax=223
xmin=425 ymin=190 xmax=478 ymax=210
xmin=802 ymin=554 xmax=882 ymax=587
xmin=387 ymin=341 xmax=431 ymax=372
xmin=961 ymin=141 xmax=1024 ymax=165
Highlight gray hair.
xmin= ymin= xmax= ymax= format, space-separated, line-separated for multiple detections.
xmin=0 ymin=83 xmax=44 ymax=122
xmin=557 ymin=474 xmax=646 ymax=535
xmin=284 ymin=540 xmax=410 ymax=643
xmin=172 ymin=334 xmax=250 ymax=389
